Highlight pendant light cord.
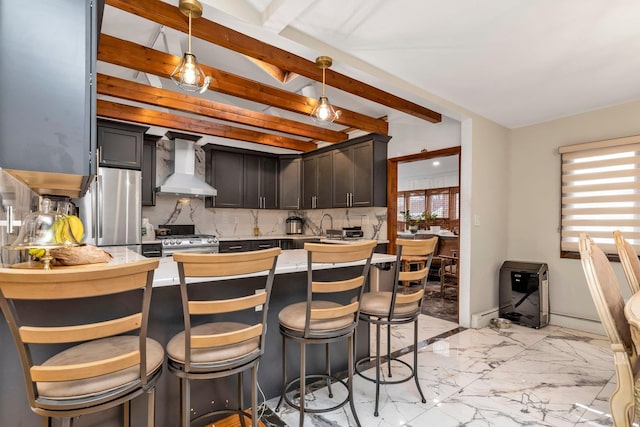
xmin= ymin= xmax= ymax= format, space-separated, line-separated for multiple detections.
xmin=322 ymin=66 xmax=327 ymax=97
xmin=187 ymin=11 xmax=192 ymax=53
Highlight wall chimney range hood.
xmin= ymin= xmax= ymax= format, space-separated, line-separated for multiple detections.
xmin=156 ymin=132 xmax=217 ymax=197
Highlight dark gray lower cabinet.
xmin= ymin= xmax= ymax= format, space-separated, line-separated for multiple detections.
xmin=220 ymin=239 xmax=279 ymax=252
xmin=250 ymin=240 xmax=279 ymax=251
xmin=219 ymin=241 xmax=251 ymax=253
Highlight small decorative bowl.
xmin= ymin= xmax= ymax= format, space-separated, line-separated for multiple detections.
xmin=490 ymin=318 xmax=512 ymax=329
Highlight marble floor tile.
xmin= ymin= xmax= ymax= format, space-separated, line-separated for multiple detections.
xmin=263 ymin=316 xmax=622 ymax=427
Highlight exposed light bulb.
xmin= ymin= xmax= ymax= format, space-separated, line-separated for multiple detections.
xmin=315 ymin=99 xmax=332 ymax=121
xmin=182 ymin=55 xmax=199 ymax=85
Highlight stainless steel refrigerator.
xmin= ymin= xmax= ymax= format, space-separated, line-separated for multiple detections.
xmin=76 ymin=167 xmax=141 ymax=250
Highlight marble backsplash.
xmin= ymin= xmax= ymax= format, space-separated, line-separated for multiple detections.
xmin=144 ymin=137 xmax=388 ymax=239
xmin=143 ymin=195 xmax=388 ymax=240
xmin=0 ymin=169 xmax=39 ymax=265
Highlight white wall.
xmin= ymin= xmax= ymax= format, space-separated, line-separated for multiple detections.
xmin=508 ymin=99 xmax=640 ymax=333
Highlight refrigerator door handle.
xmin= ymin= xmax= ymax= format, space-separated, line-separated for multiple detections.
xmin=95 ymin=174 xmax=102 ymax=240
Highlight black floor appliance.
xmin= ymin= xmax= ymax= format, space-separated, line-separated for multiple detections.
xmin=499 ymin=261 xmax=549 ymax=328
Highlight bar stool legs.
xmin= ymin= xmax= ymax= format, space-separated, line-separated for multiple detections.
xmin=275 ymin=334 xmax=362 ymax=427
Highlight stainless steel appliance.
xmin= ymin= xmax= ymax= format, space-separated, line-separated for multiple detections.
xmin=160 ymin=234 xmax=219 ymax=257
xmin=326 ymin=226 xmax=364 ymax=240
xmin=286 ymin=215 xmax=304 ymax=235
xmin=75 ymin=168 xmax=142 ymax=249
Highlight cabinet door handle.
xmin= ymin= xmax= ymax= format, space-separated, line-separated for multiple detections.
xmin=96 ymin=175 xmax=102 ymax=239
xmin=346 ymin=193 xmax=349 ymax=206
xmin=228 ymin=245 xmax=243 ymax=250
xmin=297 ymin=197 xmax=300 ymax=209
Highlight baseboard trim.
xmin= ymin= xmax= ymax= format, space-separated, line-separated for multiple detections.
xmin=470 ymin=307 xmax=499 ymax=328
xmin=549 ymin=313 xmax=605 ymax=335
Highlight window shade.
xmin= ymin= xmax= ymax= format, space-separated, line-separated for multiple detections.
xmin=428 ymin=189 xmax=450 ymax=218
xmin=559 ymin=135 xmax=640 ymax=254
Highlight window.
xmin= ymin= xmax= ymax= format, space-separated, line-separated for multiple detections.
xmin=397 ymin=186 xmax=459 ymax=220
xmin=559 ymin=135 xmax=640 ymax=256
xmin=427 ymin=189 xmax=449 ymax=218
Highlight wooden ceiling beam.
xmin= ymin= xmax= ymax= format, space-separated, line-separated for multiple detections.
xmin=97 ymin=100 xmax=318 ymax=152
xmin=98 ymin=34 xmax=388 ymax=135
xmin=97 ymin=74 xmax=348 ymax=143
xmin=106 ymin=0 xmax=442 ymax=124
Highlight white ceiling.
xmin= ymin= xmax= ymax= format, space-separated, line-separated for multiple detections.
xmin=100 ymin=0 xmax=640 ymax=144
xmin=204 ymin=0 xmax=640 ymax=128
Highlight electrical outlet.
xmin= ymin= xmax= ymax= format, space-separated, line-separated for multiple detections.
xmin=255 ymin=289 xmax=265 ymax=311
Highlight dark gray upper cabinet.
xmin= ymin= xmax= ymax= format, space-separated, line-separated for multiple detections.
xmin=142 ymin=134 xmax=161 ymax=206
xmin=206 ymin=133 xmax=388 ymax=210
xmin=244 ymin=155 xmax=278 ymax=209
xmin=0 ymin=0 xmax=97 ymax=177
xmin=206 ymin=150 xmax=244 ymax=208
xmin=332 ymin=147 xmax=354 ymax=208
xmin=331 ymin=133 xmax=390 ymax=208
xmin=97 ymin=119 xmax=148 ymax=170
xmin=302 ymin=152 xmax=333 ymax=209
xmin=279 ymin=157 xmax=302 ymax=210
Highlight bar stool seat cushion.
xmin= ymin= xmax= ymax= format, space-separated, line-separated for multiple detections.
xmin=279 ymin=301 xmax=353 ymax=332
xmin=358 ymin=292 xmax=419 ymax=317
xmin=167 ymin=322 xmax=260 ymax=364
xmin=37 ymin=336 xmax=164 ymax=400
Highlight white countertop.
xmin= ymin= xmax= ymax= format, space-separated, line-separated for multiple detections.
xmin=218 ymin=234 xmax=321 ymax=241
xmin=218 ymin=235 xmax=389 ymax=243
xmin=102 ymin=246 xmax=396 ymax=288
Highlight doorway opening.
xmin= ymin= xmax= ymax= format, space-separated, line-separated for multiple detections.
xmin=387 ymin=147 xmax=461 ymax=323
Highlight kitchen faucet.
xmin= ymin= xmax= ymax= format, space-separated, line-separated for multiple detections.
xmin=319 ymin=213 xmax=333 ymax=236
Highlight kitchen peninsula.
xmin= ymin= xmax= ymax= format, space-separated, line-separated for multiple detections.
xmin=0 ymin=246 xmax=396 ymax=427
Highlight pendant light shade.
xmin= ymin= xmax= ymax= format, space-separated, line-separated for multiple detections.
xmin=311 ymin=56 xmax=341 ymax=123
xmin=170 ymin=0 xmax=212 ymax=94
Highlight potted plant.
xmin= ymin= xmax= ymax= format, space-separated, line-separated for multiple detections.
xmin=423 ymin=211 xmax=439 ymax=232
xmin=401 ymin=210 xmax=419 ymax=233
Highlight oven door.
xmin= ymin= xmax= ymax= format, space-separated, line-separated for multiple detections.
xmin=162 ymin=246 xmax=219 ymax=257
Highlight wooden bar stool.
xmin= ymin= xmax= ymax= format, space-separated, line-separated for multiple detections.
xmin=168 ymin=248 xmax=280 ymax=427
xmin=356 ymin=237 xmax=438 ymax=416
xmin=0 ymin=259 xmax=162 ymax=427
xmin=274 ymin=240 xmax=377 ymax=427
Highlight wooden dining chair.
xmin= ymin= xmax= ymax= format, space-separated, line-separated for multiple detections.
xmin=614 ymin=230 xmax=640 ymax=294
xmin=579 ymin=233 xmax=639 ymax=426
xmin=0 ymin=259 xmax=162 ymax=427
xmin=439 ymin=249 xmax=459 ymax=298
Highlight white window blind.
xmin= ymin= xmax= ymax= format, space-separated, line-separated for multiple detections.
xmin=559 ymin=135 xmax=640 ymax=255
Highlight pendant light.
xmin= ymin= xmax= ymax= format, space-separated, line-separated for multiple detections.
xmin=310 ymin=56 xmax=341 ymax=123
xmin=170 ymin=0 xmax=212 ymax=94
